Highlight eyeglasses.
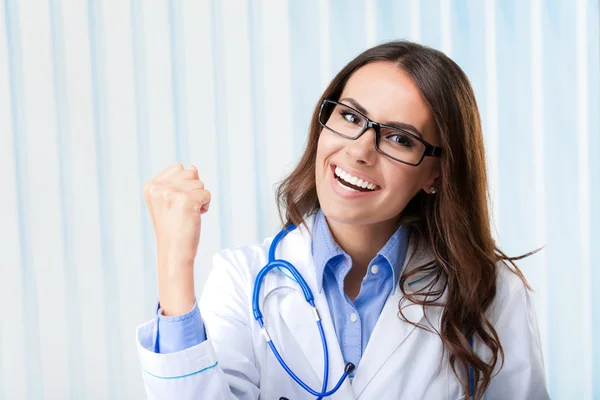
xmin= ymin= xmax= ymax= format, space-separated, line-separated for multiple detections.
xmin=318 ymin=99 xmax=442 ymax=166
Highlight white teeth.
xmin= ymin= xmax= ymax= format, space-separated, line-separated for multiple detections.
xmin=336 ymin=179 xmax=359 ymax=192
xmin=334 ymin=166 xmax=377 ymax=190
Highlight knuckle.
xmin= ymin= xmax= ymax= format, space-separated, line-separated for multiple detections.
xmin=185 ymin=196 xmax=200 ymax=211
xmin=170 ymin=190 xmax=184 ymax=200
xmin=172 ymin=191 xmax=191 ymax=206
xmin=152 ymin=184 xmax=165 ymax=198
xmin=143 ymin=181 xmax=152 ymax=195
xmin=162 ymin=187 xmax=175 ymax=201
xmin=145 ymin=182 xmax=160 ymax=198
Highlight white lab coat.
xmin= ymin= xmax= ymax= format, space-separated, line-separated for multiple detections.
xmin=136 ymin=214 xmax=549 ymax=399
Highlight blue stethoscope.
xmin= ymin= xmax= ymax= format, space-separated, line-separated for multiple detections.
xmin=252 ymin=224 xmax=475 ymax=399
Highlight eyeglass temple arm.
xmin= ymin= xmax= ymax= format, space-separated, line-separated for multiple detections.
xmin=425 ymin=145 xmax=442 ymax=157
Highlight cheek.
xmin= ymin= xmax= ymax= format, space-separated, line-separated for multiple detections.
xmin=317 ymin=130 xmax=335 ymax=153
xmin=389 ymin=157 xmax=437 ymax=188
xmin=380 ymin=164 xmax=431 ymax=213
xmin=315 ymin=134 xmax=331 ymax=185
xmin=316 ymin=132 xmax=340 ymax=170
xmin=315 ymin=134 xmax=326 ymax=173
xmin=385 ymin=165 xmax=423 ymax=191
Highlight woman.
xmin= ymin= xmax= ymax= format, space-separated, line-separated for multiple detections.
xmin=137 ymin=41 xmax=549 ymax=399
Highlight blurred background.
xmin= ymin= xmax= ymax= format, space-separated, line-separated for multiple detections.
xmin=1 ymin=0 xmax=598 ymax=398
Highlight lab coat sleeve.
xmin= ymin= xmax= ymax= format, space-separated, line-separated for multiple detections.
xmin=136 ymin=249 xmax=260 ymax=400
xmin=484 ymin=266 xmax=550 ymax=400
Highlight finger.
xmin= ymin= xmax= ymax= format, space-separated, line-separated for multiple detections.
xmin=165 ymin=179 xmax=205 ymax=192
xmin=154 ymin=163 xmax=184 ymax=182
xmin=187 ymin=164 xmax=199 ymax=180
xmin=165 ymin=189 xmax=211 ymax=214
xmin=200 ymin=197 xmax=211 ymax=214
xmin=194 ymin=190 xmax=211 ymax=214
xmin=164 ymin=168 xmax=203 ymax=184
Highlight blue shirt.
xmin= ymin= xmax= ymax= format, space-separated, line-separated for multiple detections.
xmin=150 ymin=209 xmax=410 ymax=371
xmin=311 ymin=210 xmax=409 ymax=371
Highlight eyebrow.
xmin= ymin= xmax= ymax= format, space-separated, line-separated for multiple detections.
xmin=340 ymin=97 xmax=424 ymax=138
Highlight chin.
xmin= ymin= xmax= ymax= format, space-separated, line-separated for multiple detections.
xmin=319 ymin=200 xmax=383 ymax=226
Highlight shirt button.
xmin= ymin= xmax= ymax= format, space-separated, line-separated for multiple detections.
xmin=371 ymin=264 xmax=379 ymax=274
xmin=350 ymin=312 xmax=358 ymax=322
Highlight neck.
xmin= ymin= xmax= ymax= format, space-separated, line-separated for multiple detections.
xmin=325 ymin=216 xmax=398 ymax=271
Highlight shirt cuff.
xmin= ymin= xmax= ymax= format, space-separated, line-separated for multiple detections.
xmin=154 ymin=300 xmax=207 ymax=354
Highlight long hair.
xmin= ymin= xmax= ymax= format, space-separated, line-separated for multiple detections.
xmin=275 ymin=40 xmax=533 ymax=398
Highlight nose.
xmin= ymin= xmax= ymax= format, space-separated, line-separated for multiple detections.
xmin=345 ymin=127 xmax=377 ymax=165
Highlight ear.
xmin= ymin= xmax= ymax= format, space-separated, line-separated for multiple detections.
xmin=421 ymin=162 xmax=440 ymax=194
xmin=422 ymin=178 xmax=439 ymax=194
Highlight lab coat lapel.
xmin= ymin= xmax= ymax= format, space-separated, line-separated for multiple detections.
xmin=279 ymin=284 xmax=349 ymax=393
xmin=277 ymin=216 xmax=355 ymax=398
xmin=352 ymin=239 xmax=433 ymax=398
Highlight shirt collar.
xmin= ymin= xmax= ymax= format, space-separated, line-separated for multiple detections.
xmin=312 ymin=210 xmax=345 ymax=293
xmin=311 ymin=209 xmax=410 ymax=294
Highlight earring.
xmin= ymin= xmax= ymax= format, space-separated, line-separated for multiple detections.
xmin=430 ymin=187 xmax=437 ymax=194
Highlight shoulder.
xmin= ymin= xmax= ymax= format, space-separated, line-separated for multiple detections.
xmin=494 ymin=260 xmax=531 ymax=301
xmin=210 ymin=214 xmax=316 ymax=283
xmin=210 ymin=239 xmax=272 ymax=285
xmin=487 ymin=260 xmax=533 ymax=323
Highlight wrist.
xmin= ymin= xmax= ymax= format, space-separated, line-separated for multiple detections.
xmin=159 ymin=284 xmax=196 ymax=316
xmin=157 ymin=262 xmax=195 ymax=317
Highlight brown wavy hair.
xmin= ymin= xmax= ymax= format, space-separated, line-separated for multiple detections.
xmin=275 ymin=41 xmax=536 ymax=398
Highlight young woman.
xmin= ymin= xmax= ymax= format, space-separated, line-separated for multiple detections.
xmin=137 ymin=41 xmax=549 ymax=399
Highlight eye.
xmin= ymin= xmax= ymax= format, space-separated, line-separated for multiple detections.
xmin=387 ymin=133 xmax=414 ymax=147
xmin=339 ymin=110 xmax=361 ymax=125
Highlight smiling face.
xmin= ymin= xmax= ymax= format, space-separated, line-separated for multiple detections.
xmin=315 ymin=61 xmax=441 ymax=229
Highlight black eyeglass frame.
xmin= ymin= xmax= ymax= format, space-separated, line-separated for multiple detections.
xmin=318 ymin=99 xmax=442 ymax=166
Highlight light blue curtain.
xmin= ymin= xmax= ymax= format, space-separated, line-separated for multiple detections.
xmin=1 ymin=0 xmax=598 ymax=398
